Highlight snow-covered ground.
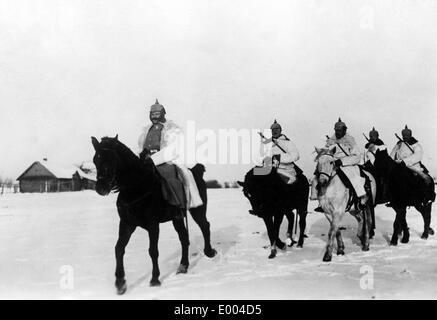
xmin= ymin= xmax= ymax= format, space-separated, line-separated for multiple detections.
xmin=1 ymin=189 xmax=437 ymax=300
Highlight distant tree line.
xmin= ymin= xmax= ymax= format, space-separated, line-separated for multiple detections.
xmin=205 ymin=180 xmax=240 ymax=189
xmin=0 ymin=176 xmax=18 ymax=195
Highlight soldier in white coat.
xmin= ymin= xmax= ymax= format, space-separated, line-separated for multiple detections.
xmin=364 ymin=127 xmax=387 ymax=167
xmin=390 ymin=125 xmax=435 ymax=204
xmin=138 ymin=99 xmax=203 ymax=209
xmin=257 ymin=120 xmax=301 ymax=184
xmin=311 ymin=118 xmax=368 ymax=212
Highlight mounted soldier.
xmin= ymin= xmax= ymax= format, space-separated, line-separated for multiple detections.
xmin=363 ymin=127 xmax=389 ymax=207
xmin=390 ymin=125 xmax=435 ymax=205
xmin=138 ymin=99 xmax=203 ymax=209
xmin=363 ymin=127 xmax=386 ymax=167
xmin=310 ymin=118 xmax=368 ymax=212
xmin=240 ymin=119 xmax=309 ymax=257
xmin=256 ymin=119 xmax=303 ymax=184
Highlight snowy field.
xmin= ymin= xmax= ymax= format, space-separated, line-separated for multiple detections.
xmin=1 ymin=188 xmax=437 ymax=300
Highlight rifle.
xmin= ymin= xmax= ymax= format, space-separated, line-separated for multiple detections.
xmin=394 ymin=133 xmax=429 ymax=173
xmin=326 ymin=135 xmax=349 ymax=156
xmin=395 ymin=133 xmax=414 ymax=153
xmin=363 ymin=133 xmax=375 ymax=157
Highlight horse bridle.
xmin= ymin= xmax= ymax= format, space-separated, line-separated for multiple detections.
xmin=96 ymin=146 xmax=119 ymax=191
xmin=317 ymin=154 xmax=337 ymax=182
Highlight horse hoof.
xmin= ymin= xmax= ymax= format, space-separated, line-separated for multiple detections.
xmin=115 ymin=279 xmax=127 ymax=295
xmin=297 ymin=238 xmax=303 ymax=248
xmin=323 ymin=252 xmax=332 ymax=262
xmin=362 ymin=246 xmax=369 ymax=252
xmin=337 ymin=249 xmax=345 ymax=255
xmin=268 ymin=249 xmax=277 ymax=259
xmin=150 ymin=278 xmax=161 ymax=287
xmin=277 ymin=241 xmax=286 ymax=251
xmin=204 ymin=248 xmax=217 ymax=258
xmin=429 ymin=228 xmax=435 ymax=236
xmin=176 ymin=264 xmax=188 ymax=274
xmin=401 ymin=236 xmax=410 ymax=243
xmin=369 ymin=230 xmax=375 ymax=239
xmin=390 ymin=240 xmax=398 ymax=246
xmin=421 ymin=233 xmax=429 ymax=240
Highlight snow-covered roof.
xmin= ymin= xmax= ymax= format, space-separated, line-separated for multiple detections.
xmin=41 ymin=161 xmax=80 ymax=179
xmin=17 ymin=160 xmax=97 ymax=181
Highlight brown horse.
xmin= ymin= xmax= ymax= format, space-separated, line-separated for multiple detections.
xmin=91 ymin=135 xmax=215 ymax=294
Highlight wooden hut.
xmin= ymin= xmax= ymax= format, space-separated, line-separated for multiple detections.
xmin=16 ymin=160 xmax=96 ymax=193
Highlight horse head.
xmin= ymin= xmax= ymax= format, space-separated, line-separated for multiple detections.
xmin=314 ymin=146 xmax=336 ymax=187
xmin=91 ymin=135 xmax=121 ymax=196
xmin=373 ymin=148 xmax=392 ymax=177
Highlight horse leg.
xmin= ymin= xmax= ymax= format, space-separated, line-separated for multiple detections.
xmin=396 ymin=207 xmax=409 ymax=243
xmin=285 ymin=211 xmax=296 ymax=247
xmin=369 ymin=204 xmax=376 ymax=239
xmin=274 ymin=213 xmax=286 ymax=251
xmin=147 ymin=223 xmax=161 ymax=286
xmin=173 ymin=216 xmax=190 ymax=274
xmin=297 ymin=207 xmax=308 ymax=248
xmin=361 ymin=206 xmax=370 ymax=251
xmin=189 ymin=206 xmax=217 ymax=257
xmin=115 ymin=219 xmax=136 ymax=295
xmin=336 ymin=230 xmax=345 ymax=255
xmin=390 ymin=207 xmax=404 ymax=246
xmin=416 ymin=203 xmax=432 ymax=239
xmin=323 ymin=214 xmax=339 ymax=262
xmin=263 ymin=216 xmax=277 ymax=259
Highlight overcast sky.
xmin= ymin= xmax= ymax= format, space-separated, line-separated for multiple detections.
xmin=1 ymin=0 xmax=437 ymax=181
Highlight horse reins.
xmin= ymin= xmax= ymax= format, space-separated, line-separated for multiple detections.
xmin=317 ymin=154 xmax=338 ymax=183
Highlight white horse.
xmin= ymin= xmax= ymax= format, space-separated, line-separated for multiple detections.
xmin=314 ymin=147 xmax=377 ymax=262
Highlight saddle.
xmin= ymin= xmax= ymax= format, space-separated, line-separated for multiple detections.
xmin=156 ymin=163 xmax=187 ymax=210
xmin=336 ymin=167 xmax=373 ymax=211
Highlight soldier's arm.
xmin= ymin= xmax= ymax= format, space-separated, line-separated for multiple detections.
xmin=340 ymin=137 xmax=361 ymax=166
xmin=279 ymin=140 xmax=300 ymax=163
xmin=138 ymin=131 xmax=146 ymax=155
xmin=402 ymin=143 xmax=423 ymax=167
xmin=389 ymin=143 xmax=400 ymax=160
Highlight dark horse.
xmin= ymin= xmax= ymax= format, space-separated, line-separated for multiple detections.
xmin=91 ymin=135 xmax=216 ymax=294
xmin=238 ymin=166 xmax=309 ymax=259
xmin=373 ymin=149 xmax=435 ymax=245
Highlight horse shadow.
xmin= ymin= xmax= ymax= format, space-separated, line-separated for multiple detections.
xmin=308 ymin=214 xmax=367 ymax=250
xmin=128 ymin=224 xmax=241 ymax=291
xmin=308 ymin=209 xmax=400 ymax=249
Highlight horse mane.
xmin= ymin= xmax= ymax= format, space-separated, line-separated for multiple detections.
xmin=374 ymin=148 xmax=423 ymax=205
xmin=314 ymin=146 xmax=336 ymax=162
xmin=100 ymin=137 xmax=150 ymax=177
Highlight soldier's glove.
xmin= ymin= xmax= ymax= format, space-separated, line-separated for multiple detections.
xmin=334 ymin=159 xmax=343 ymax=167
